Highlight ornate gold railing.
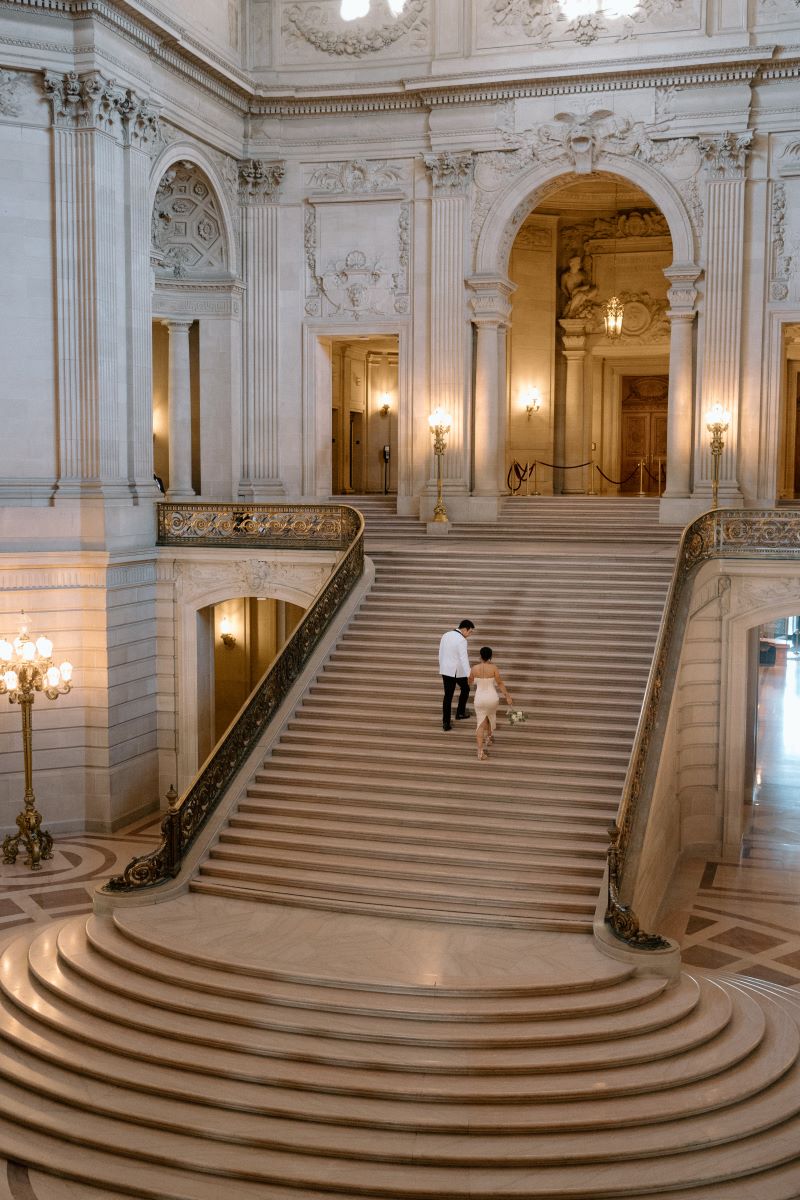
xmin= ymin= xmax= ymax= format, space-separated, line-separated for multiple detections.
xmin=607 ymin=508 xmax=800 ymax=948
xmin=103 ymin=502 xmax=364 ymax=892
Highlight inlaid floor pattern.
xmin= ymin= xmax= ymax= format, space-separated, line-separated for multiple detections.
xmin=3 ymin=499 xmax=800 ymax=1199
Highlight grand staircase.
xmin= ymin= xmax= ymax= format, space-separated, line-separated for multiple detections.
xmin=1 ymin=499 xmax=800 ymax=1199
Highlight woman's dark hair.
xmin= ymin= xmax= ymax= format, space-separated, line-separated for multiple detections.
xmin=479 ymin=646 xmax=493 ymax=662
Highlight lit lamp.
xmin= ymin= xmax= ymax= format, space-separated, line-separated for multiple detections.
xmin=706 ymin=403 xmax=730 ymax=509
xmin=220 ymin=616 xmax=237 ymax=648
xmin=603 ymin=295 xmax=624 ymax=340
xmin=524 ymin=387 xmax=541 ymax=420
xmin=379 ymin=393 xmax=392 ymax=418
xmin=340 ymin=0 xmax=405 ymax=16
xmin=428 ymin=406 xmax=451 ymax=523
xmin=0 ymin=615 xmax=72 ymax=870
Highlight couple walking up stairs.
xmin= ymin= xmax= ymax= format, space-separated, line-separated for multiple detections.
xmin=1 ymin=499 xmax=800 ymax=1199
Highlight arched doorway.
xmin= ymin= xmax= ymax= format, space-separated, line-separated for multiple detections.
xmin=505 ymin=174 xmax=672 ymax=497
xmin=150 ymin=157 xmax=240 ymax=501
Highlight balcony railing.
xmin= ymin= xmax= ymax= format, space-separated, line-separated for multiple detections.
xmin=103 ymin=502 xmax=364 ymax=892
xmin=607 ymin=508 xmax=800 ymax=949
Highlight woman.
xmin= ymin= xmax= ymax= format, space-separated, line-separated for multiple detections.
xmin=469 ymin=646 xmax=512 ymax=761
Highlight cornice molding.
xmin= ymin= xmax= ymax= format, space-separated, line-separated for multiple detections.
xmin=1 ymin=0 xmax=799 ymax=120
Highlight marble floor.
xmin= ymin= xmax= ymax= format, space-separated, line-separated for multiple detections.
xmin=661 ymin=647 xmax=800 ymax=989
xmin=2 ymin=652 xmax=800 ymax=988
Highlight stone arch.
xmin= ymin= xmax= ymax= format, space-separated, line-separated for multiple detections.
xmin=149 ymin=143 xmax=238 ymax=278
xmin=474 ymin=153 xmax=697 ymax=280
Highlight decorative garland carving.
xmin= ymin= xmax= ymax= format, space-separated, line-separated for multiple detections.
xmin=613 ymin=509 xmax=800 ymax=946
xmin=307 ymin=159 xmax=404 ymax=194
xmin=491 ymin=0 xmax=688 ymax=47
xmin=238 ymin=158 xmax=285 ymax=204
xmin=104 ymin=503 xmax=364 ymax=892
xmin=769 ymin=182 xmax=794 ymax=303
xmin=283 ymin=0 xmax=427 ymax=57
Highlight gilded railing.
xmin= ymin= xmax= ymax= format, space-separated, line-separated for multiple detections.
xmin=103 ymin=503 xmax=364 ymax=892
xmin=607 ymin=508 xmax=800 ymax=948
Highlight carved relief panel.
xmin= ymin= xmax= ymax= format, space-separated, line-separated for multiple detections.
xmin=281 ymin=0 xmax=430 ymax=61
xmin=304 ymin=193 xmax=410 ymax=320
xmin=477 ymin=0 xmax=702 ymax=54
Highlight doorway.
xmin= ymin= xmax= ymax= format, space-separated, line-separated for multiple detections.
xmin=778 ymin=327 xmax=800 ymax=499
xmin=619 ymin=375 xmax=668 ymax=495
xmin=330 ymin=337 xmax=398 ymax=495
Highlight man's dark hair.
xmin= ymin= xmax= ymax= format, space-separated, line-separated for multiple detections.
xmin=458 ymin=620 xmax=475 ymax=631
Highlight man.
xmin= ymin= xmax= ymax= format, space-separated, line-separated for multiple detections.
xmin=439 ymin=619 xmax=475 ymax=731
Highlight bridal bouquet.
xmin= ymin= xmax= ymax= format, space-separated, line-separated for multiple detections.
xmin=507 ymin=709 xmax=527 ymax=726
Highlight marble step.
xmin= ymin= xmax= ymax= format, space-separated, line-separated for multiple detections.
xmin=227 ymin=812 xmax=606 ymax=861
xmin=216 ymin=828 xmax=606 ymax=876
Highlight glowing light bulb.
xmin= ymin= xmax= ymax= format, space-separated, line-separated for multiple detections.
xmin=4 ymin=670 xmax=18 ymax=691
xmin=59 ymin=661 xmax=73 ymax=683
xmin=0 ymin=640 xmax=11 ymax=662
xmin=340 ymin=0 xmax=369 ymax=18
xmin=428 ymin=407 xmax=451 ymax=431
xmin=21 ymin=641 xmax=35 ymax=662
xmin=36 ymin=636 xmax=53 ymax=659
xmin=46 ymin=666 xmax=61 ymax=688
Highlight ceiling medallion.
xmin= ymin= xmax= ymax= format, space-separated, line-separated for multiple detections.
xmin=340 ymin=0 xmax=406 ymax=17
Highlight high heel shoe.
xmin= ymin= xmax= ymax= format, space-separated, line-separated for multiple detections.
xmin=478 ymin=749 xmax=489 ymax=761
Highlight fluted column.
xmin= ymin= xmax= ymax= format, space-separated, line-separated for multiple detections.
xmin=238 ymin=159 xmax=286 ymax=498
xmin=559 ymin=319 xmax=589 ymax=495
xmin=163 ymin=320 xmax=195 ymax=500
xmin=696 ymin=132 xmax=752 ymax=505
xmin=468 ymin=275 xmax=515 ymax=497
xmin=424 ymin=153 xmax=473 ymax=494
xmin=662 ymin=266 xmax=700 ymax=501
xmin=122 ymin=94 xmax=161 ymax=498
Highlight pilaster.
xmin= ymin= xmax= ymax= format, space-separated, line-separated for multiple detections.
xmin=162 ymin=320 xmax=195 ymax=501
xmin=696 ymin=132 xmax=752 ymax=508
xmin=238 ymin=159 xmax=286 ymax=499
xmin=43 ymin=71 xmax=154 ymax=504
xmin=424 ymin=153 xmax=473 ymax=496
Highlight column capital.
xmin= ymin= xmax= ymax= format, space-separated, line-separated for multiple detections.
xmin=698 ymin=131 xmax=753 ymax=180
xmin=160 ymin=318 xmax=194 ymax=334
xmin=664 ymin=262 xmax=701 ymax=315
xmin=468 ymin=274 xmax=515 ymax=325
xmin=559 ymin=317 xmax=589 ymax=353
xmin=42 ymin=70 xmax=161 ymax=148
xmin=423 ymin=151 xmax=473 ymax=195
xmin=238 ymin=159 xmax=285 ymax=205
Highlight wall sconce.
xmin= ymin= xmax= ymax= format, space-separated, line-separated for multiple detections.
xmin=706 ymin=403 xmax=730 ymax=510
xmin=524 ymin=388 xmax=541 ymax=420
xmin=379 ymin=393 xmax=392 ymax=417
xmin=220 ymin=616 xmax=237 ymax=648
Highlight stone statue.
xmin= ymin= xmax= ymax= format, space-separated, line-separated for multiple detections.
xmin=560 ymin=254 xmax=598 ymax=318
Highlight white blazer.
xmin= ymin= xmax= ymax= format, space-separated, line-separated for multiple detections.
xmin=439 ymin=629 xmax=470 ymax=678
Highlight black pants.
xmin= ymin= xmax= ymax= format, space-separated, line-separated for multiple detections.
xmin=442 ymin=674 xmax=469 ymax=728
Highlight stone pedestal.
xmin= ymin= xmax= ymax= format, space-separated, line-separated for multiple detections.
xmin=559 ymin=319 xmax=589 ymax=495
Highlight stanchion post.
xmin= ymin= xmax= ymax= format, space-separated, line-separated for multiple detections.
xmin=587 ymin=459 xmax=595 ymax=496
xmin=531 ymin=460 xmax=540 ymax=496
xmin=637 ymin=458 xmax=646 ymax=497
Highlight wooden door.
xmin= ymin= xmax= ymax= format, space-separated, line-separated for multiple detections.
xmin=349 ymin=411 xmax=365 ymax=493
xmin=620 ymin=376 xmax=669 ymax=495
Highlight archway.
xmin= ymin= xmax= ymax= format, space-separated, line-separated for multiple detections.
xmin=472 ymin=153 xmax=699 ymax=516
xmin=150 ymin=157 xmax=239 ymax=501
xmin=504 ymin=173 xmax=673 ymax=497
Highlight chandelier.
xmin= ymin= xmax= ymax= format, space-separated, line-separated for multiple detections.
xmin=340 ymin=0 xmax=406 ymax=18
xmin=603 ymin=178 xmax=625 ymax=340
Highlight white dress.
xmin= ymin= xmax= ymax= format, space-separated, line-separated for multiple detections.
xmin=474 ymin=674 xmax=500 ymax=732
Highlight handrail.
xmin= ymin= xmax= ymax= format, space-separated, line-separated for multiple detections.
xmin=103 ymin=502 xmax=365 ymax=892
xmin=606 ymin=507 xmax=800 ymax=948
